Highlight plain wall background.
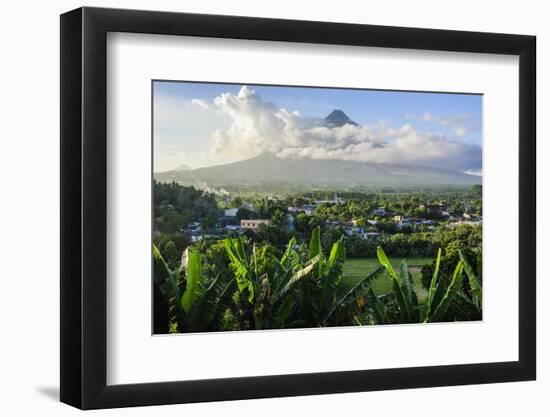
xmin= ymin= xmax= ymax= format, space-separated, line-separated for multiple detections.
xmin=0 ymin=0 xmax=545 ymax=415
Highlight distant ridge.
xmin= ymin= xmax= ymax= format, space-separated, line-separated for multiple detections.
xmin=155 ymin=153 xmax=481 ymax=189
xmin=174 ymin=163 xmax=192 ymax=171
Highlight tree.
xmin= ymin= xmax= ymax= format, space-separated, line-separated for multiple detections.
xmin=270 ymin=208 xmax=286 ymax=226
xmin=163 ymin=240 xmax=180 ymax=268
xmin=232 ymin=196 xmax=243 ymax=208
xmin=236 ymin=208 xmax=254 ymax=220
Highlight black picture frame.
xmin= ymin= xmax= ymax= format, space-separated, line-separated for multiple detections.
xmin=60 ymin=6 xmax=536 ymax=410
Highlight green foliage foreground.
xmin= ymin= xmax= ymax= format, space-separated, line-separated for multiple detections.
xmin=153 ymin=227 xmax=482 ymax=333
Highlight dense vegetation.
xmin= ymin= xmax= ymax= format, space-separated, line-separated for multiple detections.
xmin=153 ymin=181 xmax=482 ymax=332
xmin=153 ymin=227 xmax=482 ymax=333
xmin=154 ymin=182 xmax=481 ymax=252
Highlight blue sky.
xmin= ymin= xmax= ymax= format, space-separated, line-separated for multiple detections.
xmin=153 ymin=81 xmax=482 ymax=174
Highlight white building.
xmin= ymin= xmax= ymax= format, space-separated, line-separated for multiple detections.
xmin=240 ymin=219 xmax=270 ymax=231
xmin=315 ymin=194 xmax=345 ymax=205
xmin=224 ymin=208 xmax=239 ymax=217
xmin=361 ymin=232 xmax=381 ymax=240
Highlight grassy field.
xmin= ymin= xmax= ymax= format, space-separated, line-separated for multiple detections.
xmin=340 ymin=257 xmax=431 ymax=302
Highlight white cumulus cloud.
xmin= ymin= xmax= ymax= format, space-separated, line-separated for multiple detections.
xmin=194 ymin=86 xmax=481 ymax=172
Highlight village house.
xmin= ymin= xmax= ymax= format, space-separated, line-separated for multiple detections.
xmin=450 ymin=218 xmax=482 ymax=227
xmin=314 ymin=194 xmax=345 ymax=205
xmin=287 ymin=204 xmax=315 ymax=215
xmin=185 ymin=221 xmax=201 ymax=231
xmin=301 ymin=204 xmax=315 ymax=215
xmin=395 ymin=216 xmax=434 ymax=229
xmin=240 ymin=219 xmax=270 ymax=232
xmin=372 ymin=206 xmax=388 ymax=216
xmin=224 ymin=208 xmax=239 ymax=217
xmin=225 ymin=225 xmax=241 ymax=231
xmin=344 ymin=226 xmax=365 ymax=236
xmin=361 ymin=232 xmax=381 ymax=241
xmin=217 ymin=208 xmax=240 ymax=228
xmin=462 ymin=212 xmax=481 ymax=221
xmin=190 ymin=232 xmax=220 ymax=243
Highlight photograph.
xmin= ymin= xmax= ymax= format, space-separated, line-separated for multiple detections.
xmin=152 ymin=81 xmax=483 ymax=334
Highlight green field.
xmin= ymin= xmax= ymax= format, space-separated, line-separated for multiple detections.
xmin=340 ymin=257 xmax=431 ymax=302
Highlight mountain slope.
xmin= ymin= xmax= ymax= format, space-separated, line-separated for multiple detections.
xmin=155 ymin=154 xmax=481 ymax=189
xmin=174 ymin=163 xmax=192 ymax=171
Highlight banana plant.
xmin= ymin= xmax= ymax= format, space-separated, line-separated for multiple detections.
xmin=153 ymin=244 xmax=183 ymax=329
xmin=428 ymin=260 xmax=464 ymax=322
xmin=223 ymin=235 xmax=324 ymax=329
xmin=422 ymin=249 xmax=482 ymax=322
xmin=376 ymin=246 xmax=417 ymax=323
xmin=319 ymin=266 xmax=384 ymax=326
xmin=153 ymin=244 xmax=234 ymax=332
xmin=299 ymin=226 xmax=381 ymax=326
xmin=222 ymin=227 xmax=383 ymax=329
xmin=459 ymin=250 xmax=482 ymax=308
xmin=422 ymin=248 xmax=442 ymax=321
xmin=374 ymin=246 xmax=481 ymax=324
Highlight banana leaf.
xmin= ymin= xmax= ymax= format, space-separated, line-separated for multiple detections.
xmin=181 ymin=249 xmax=204 ymax=314
xmin=328 ymin=237 xmax=346 ymax=270
xmin=318 ymin=239 xmax=346 ymax=321
xmin=309 ymin=226 xmax=323 ymax=277
xmin=224 ymin=238 xmax=255 ymax=302
xmin=377 ymin=246 xmax=412 ymax=323
xmin=185 ymin=275 xmax=235 ymax=331
xmin=422 ymin=248 xmax=442 ymax=322
xmin=272 ymin=292 xmax=296 ymax=327
xmin=454 ymin=292 xmax=483 ymax=320
xmin=459 ymin=250 xmax=482 ymax=307
xmin=275 ymin=253 xmax=322 ymax=301
xmin=280 ymin=237 xmax=297 ymax=269
xmin=368 ymin=287 xmax=386 ymax=324
xmin=320 ymin=266 xmax=385 ymax=325
xmin=430 ymin=261 xmax=464 ymax=322
xmin=399 ymin=261 xmax=412 ymax=297
xmin=153 ymin=244 xmax=183 ymax=328
xmin=477 ymin=253 xmax=483 ymax=283
xmin=269 ymin=255 xmax=294 ymax=296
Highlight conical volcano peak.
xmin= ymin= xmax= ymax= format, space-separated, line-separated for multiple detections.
xmin=324 ymin=109 xmax=359 ymax=127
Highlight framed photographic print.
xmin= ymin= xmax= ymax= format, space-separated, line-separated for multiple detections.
xmin=60 ymin=6 xmax=536 ymax=409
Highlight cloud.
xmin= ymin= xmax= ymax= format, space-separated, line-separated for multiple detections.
xmin=421 ymin=112 xmax=478 ymax=137
xmin=153 ymin=93 xmax=231 ymax=171
xmin=464 ymin=168 xmax=482 ymax=176
xmin=194 ymin=86 xmax=481 ymax=172
xmin=191 ymin=99 xmax=210 ymax=110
